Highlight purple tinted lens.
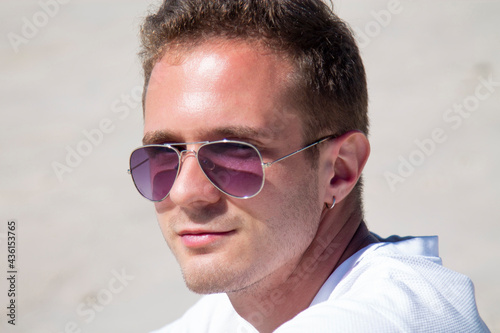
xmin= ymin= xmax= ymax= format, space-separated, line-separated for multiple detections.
xmin=130 ymin=146 xmax=179 ymax=201
xmin=198 ymin=142 xmax=264 ymax=198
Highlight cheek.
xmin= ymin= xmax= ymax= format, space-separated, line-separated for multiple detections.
xmin=247 ymin=168 xmax=321 ymax=256
xmin=153 ymin=197 xmax=175 ymax=215
xmin=153 ymin=202 xmax=177 ymax=242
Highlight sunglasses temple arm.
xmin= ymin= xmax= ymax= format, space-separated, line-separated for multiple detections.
xmin=263 ymin=137 xmax=331 ymax=168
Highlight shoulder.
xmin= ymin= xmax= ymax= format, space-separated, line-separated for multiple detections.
xmin=276 ymin=236 xmax=489 ymax=332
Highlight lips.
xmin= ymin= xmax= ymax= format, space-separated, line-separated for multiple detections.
xmin=179 ymin=230 xmax=235 ymax=248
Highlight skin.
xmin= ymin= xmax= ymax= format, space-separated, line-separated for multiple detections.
xmin=143 ymin=40 xmax=375 ymax=332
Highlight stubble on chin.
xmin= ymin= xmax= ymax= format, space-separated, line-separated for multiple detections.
xmin=164 ymin=210 xmax=255 ymax=294
xmin=181 ymin=255 xmax=261 ymax=294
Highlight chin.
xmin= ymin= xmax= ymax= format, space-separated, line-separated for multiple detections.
xmin=182 ymin=270 xmax=237 ymax=295
xmin=180 ymin=259 xmax=259 ymax=295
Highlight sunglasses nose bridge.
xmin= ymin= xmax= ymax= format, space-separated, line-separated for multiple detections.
xmin=172 ymin=148 xmax=200 ymax=181
xmin=179 ymin=149 xmax=197 ymax=163
xmin=175 ymin=148 xmax=219 ymax=194
xmin=177 ymin=149 xmax=202 ymax=175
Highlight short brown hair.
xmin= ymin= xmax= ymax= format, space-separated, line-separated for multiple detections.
xmin=140 ymin=0 xmax=368 ymax=137
xmin=139 ymin=0 xmax=368 ymax=206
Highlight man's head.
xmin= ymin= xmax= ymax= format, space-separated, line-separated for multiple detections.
xmin=137 ymin=0 xmax=370 ymax=295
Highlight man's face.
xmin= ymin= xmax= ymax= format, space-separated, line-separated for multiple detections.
xmin=144 ymin=41 xmax=324 ymax=294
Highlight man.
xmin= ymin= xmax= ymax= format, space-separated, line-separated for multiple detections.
xmin=128 ymin=0 xmax=489 ymax=331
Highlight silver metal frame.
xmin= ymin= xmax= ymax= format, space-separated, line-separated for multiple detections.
xmin=128 ymin=136 xmax=335 ymax=201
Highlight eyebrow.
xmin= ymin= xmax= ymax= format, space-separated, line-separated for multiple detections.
xmin=210 ymin=126 xmax=268 ymax=141
xmin=142 ymin=126 xmax=270 ymax=145
xmin=142 ymin=130 xmax=178 ymax=145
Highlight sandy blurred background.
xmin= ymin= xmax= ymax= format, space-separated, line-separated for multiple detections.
xmin=1 ymin=0 xmax=499 ymax=332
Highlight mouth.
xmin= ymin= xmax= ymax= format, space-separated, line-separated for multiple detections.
xmin=178 ymin=230 xmax=236 ymax=248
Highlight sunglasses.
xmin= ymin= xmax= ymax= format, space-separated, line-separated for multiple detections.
xmin=128 ymin=135 xmax=335 ymax=201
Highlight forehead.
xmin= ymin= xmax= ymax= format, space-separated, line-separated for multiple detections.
xmin=143 ymin=40 xmax=303 ymax=145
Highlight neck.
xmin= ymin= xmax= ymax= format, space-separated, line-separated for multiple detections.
xmin=227 ymin=201 xmax=377 ymax=333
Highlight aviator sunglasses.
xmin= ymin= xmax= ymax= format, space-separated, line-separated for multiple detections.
xmin=128 ymin=135 xmax=335 ymax=201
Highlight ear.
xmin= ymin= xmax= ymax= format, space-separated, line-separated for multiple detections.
xmin=320 ymin=131 xmax=370 ymax=205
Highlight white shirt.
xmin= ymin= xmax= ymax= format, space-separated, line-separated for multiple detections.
xmin=151 ymin=235 xmax=490 ymax=332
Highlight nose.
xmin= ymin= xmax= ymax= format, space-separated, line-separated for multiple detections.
xmin=167 ymin=149 xmax=222 ymax=207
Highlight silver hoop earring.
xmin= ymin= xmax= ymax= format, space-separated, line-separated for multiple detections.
xmin=328 ymin=197 xmax=336 ymax=210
